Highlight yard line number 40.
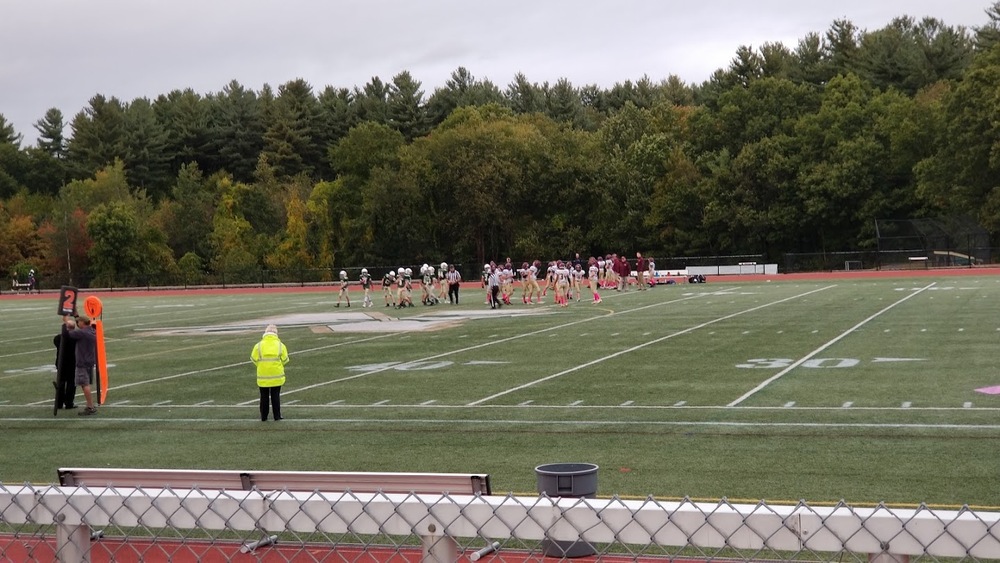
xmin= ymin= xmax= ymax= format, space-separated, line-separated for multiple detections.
xmin=737 ymin=358 xmax=861 ymax=369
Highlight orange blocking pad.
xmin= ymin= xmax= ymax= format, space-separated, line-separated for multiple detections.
xmin=83 ymin=296 xmax=109 ymax=404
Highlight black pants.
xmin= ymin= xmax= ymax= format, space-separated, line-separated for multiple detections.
xmin=449 ymin=283 xmax=460 ymax=303
xmin=58 ymin=375 xmax=77 ymax=408
xmin=490 ymin=285 xmax=501 ymax=308
xmin=259 ymin=386 xmax=281 ymax=421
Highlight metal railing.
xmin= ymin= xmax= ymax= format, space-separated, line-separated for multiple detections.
xmin=2 ymin=483 xmax=999 ymax=562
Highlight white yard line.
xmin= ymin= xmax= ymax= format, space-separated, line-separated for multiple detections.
xmin=0 ymin=338 xmax=251 ymax=376
xmin=467 ymin=285 xmax=836 ymax=406
xmin=281 ymin=289 xmax=732 ymax=397
xmin=0 ymin=298 xmax=339 ymax=355
xmin=110 ymin=333 xmax=397 ymax=393
xmin=727 ymin=282 xmax=936 ymax=407
xmin=18 ymin=286 xmax=655 ymax=401
xmin=0 ymin=300 xmax=279 ymax=346
xmin=0 ymin=348 xmax=60 ymax=360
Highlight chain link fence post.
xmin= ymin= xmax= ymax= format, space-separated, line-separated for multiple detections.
xmin=420 ymin=522 xmax=458 ymax=563
xmin=54 ymin=512 xmax=89 ymax=563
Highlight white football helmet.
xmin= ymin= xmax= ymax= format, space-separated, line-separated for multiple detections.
xmin=405 ymin=267 xmax=412 ymax=276
xmin=339 ymin=270 xmax=347 ymax=279
xmin=440 ymin=262 xmax=447 ymax=270
xmin=428 ymin=267 xmax=435 ymax=276
xmin=397 ymin=267 xmax=405 ymax=274
xmin=361 ymin=268 xmax=368 ymax=275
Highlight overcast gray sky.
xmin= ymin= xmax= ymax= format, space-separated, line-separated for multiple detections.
xmin=0 ymin=0 xmax=990 ymax=144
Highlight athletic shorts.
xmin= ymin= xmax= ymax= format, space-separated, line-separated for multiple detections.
xmin=75 ymin=366 xmax=93 ymax=386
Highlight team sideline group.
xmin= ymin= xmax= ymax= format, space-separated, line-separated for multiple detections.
xmin=329 ymin=252 xmax=659 ymax=310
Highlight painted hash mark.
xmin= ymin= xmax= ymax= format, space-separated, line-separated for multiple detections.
xmin=975 ymin=385 xmax=1000 ymax=395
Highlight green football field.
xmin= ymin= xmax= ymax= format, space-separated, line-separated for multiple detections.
xmin=2 ymin=275 xmax=999 ymax=507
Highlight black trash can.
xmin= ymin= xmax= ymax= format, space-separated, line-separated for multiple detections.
xmin=535 ymin=462 xmax=599 ymax=557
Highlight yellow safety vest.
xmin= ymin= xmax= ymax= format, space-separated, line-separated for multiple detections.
xmin=251 ymin=334 xmax=288 ymax=387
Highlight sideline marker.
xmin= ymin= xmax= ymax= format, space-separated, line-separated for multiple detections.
xmin=83 ymin=296 xmax=109 ymax=405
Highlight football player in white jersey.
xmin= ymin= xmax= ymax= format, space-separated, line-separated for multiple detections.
xmin=335 ymin=270 xmax=351 ymax=308
xmin=543 ymin=261 xmax=557 ymax=297
xmin=525 ymin=260 xmax=542 ymax=304
xmin=359 ymin=268 xmax=373 ymax=307
xmin=588 ymin=257 xmax=602 ymax=304
xmin=501 ymin=264 xmax=514 ymax=305
xmin=437 ymin=262 xmax=449 ymax=302
xmin=554 ymin=261 xmax=571 ymax=307
xmin=572 ymin=263 xmax=585 ymax=302
xmin=382 ymin=271 xmax=396 ymax=307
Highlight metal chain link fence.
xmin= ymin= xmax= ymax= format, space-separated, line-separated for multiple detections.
xmin=3 ymin=483 xmax=1000 ymax=562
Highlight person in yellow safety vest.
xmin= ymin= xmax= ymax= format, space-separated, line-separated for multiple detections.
xmin=250 ymin=324 xmax=289 ymax=421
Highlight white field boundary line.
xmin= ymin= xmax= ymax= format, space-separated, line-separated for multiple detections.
xmin=467 ymin=285 xmax=836 ymax=406
xmin=279 ymin=287 xmax=738 ymax=398
xmin=727 ymin=282 xmax=936 ymax=407
xmin=5 ymin=416 xmax=999 ymax=431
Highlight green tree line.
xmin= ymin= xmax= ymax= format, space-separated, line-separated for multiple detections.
xmin=2 ymin=6 xmax=1000 ymax=287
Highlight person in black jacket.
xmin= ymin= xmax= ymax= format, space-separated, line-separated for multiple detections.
xmin=53 ymin=318 xmax=78 ymax=409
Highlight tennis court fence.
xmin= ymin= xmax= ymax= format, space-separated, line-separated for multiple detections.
xmin=2 ymin=482 xmax=999 ymax=562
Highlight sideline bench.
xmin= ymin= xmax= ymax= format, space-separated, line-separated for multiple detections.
xmin=10 ymin=279 xmax=34 ymax=294
xmin=58 ymin=467 xmax=492 ymax=495
xmin=57 ymin=467 xmax=493 ymax=558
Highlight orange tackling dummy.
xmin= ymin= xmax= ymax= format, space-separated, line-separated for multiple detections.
xmin=82 ymin=296 xmax=109 ymax=404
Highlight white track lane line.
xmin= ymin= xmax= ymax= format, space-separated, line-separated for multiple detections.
xmin=467 ymin=285 xmax=836 ymax=406
xmin=727 ymin=282 xmax=936 ymax=407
